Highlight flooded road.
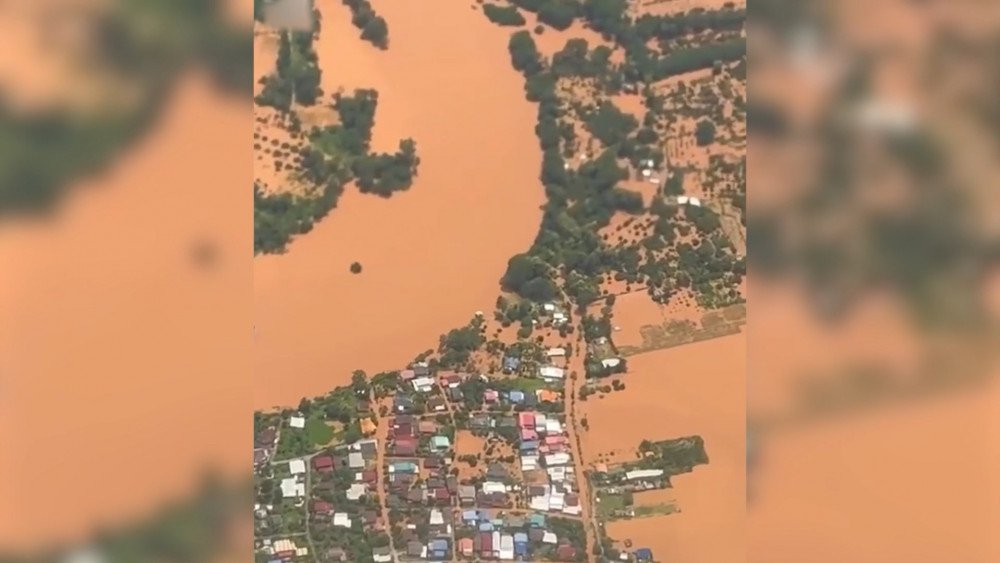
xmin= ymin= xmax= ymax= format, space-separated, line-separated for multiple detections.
xmin=254 ymin=0 xmax=544 ymax=408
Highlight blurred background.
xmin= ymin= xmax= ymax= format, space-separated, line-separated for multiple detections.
xmin=0 ymin=0 xmax=252 ymax=561
xmin=748 ymin=0 xmax=999 ymax=561
xmin=1 ymin=0 xmax=998 ymax=561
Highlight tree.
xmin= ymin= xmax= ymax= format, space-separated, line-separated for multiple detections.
xmin=351 ymin=370 xmax=369 ymax=393
xmin=350 ymin=261 xmax=363 ymax=274
xmin=508 ymin=30 xmax=543 ymax=76
xmin=695 ymin=119 xmax=717 ymax=146
xmin=585 ymin=101 xmax=639 ymax=147
xmin=537 ymin=0 xmax=579 ymax=31
xmin=362 ymin=16 xmax=389 ymax=49
xmin=483 ymin=4 xmax=526 ymax=26
xmin=635 ymin=127 xmax=658 ymax=144
xmin=276 ymin=32 xmax=292 ymax=77
xmin=501 ymin=253 xmax=547 ymax=292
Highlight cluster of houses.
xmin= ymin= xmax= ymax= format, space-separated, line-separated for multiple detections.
xmin=382 ymin=403 xmax=461 ymax=561
xmin=257 ymin=537 xmax=308 ymax=561
xmin=253 ymin=421 xmax=384 ymax=561
xmin=516 ymin=412 xmax=583 ymax=517
xmin=454 ymin=511 xmax=580 ymax=561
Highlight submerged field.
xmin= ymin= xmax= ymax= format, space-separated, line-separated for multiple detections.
xmin=582 ymin=333 xmax=746 ymax=562
xmin=253 ymin=0 xmax=544 ymax=407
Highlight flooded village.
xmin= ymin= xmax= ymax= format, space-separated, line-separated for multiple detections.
xmin=255 ymin=0 xmax=746 ymax=562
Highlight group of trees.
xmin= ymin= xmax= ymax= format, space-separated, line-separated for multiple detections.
xmin=343 ymin=0 xmax=389 ymax=49
xmin=255 ymin=89 xmax=421 ymax=254
xmin=438 ymin=319 xmax=486 ymax=366
xmin=498 ymin=3 xmax=749 ymax=312
xmin=483 ymin=3 xmax=526 ymax=26
xmin=584 ymin=101 xmax=638 ymax=146
xmin=255 ymin=30 xmax=323 ymax=111
xmin=501 ymin=253 xmax=559 ymax=302
xmin=550 ymin=38 xmax=615 ymax=81
xmin=510 ymin=0 xmax=582 ymax=31
xmin=353 ymin=138 xmax=420 ymax=196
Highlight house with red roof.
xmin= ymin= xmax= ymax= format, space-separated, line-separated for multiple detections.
xmin=557 ymin=544 xmax=577 ymax=559
xmin=393 ymin=437 xmax=418 ymax=456
xmin=312 ymin=500 xmax=334 ymax=515
xmin=458 ymin=537 xmax=474 ymax=557
xmin=312 ymin=455 xmax=335 ymax=473
xmin=518 ymin=411 xmax=535 ymax=429
xmin=479 ymin=531 xmax=493 ymax=558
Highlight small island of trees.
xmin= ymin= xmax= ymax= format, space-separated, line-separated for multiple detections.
xmin=342 ymin=0 xmax=390 ymax=49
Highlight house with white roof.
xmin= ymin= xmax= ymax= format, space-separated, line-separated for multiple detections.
xmin=626 ymin=469 xmax=665 ymax=481
xmin=280 ymin=477 xmax=304 ymax=498
xmin=346 ymin=483 xmax=367 ymax=501
xmin=539 ymin=366 xmax=564 ymax=380
xmin=482 ymin=481 xmax=508 ymax=495
xmin=544 ymin=452 xmax=571 ymax=467
xmin=412 ymin=376 xmax=435 ymax=393
xmin=289 ymin=415 xmax=305 ymax=429
xmin=521 ymin=455 xmax=538 ymax=471
xmin=601 ymin=357 xmax=622 ymax=369
xmin=544 ymin=419 xmax=563 ymax=435
xmin=288 ymin=458 xmax=306 ymax=475
xmin=348 ymin=452 xmax=365 ymax=469
xmin=333 ymin=513 xmax=352 ymax=528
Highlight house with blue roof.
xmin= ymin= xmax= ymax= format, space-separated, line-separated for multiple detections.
xmin=390 ymin=461 xmax=418 ymax=473
xmin=635 ymin=547 xmax=654 ymax=561
xmin=478 ymin=521 xmax=494 ymax=532
xmin=509 ymin=390 xmax=525 ymax=403
xmin=462 ymin=509 xmax=479 ymax=523
xmin=519 ymin=439 xmax=539 ymax=452
xmin=502 ymin=355 xmax=521 ymax=373
xmin=513 ymin=532 xmax=529 ymax=556
xmin=529 ymin=513 xmax=546 ymax=528
xmin=429 ymin=538 xmax=449 ymax=558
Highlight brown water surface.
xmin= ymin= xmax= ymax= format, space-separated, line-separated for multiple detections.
xmin=253 ymin=0 xmax=543 ymax=408
xmin=585 ymin=334 xmax=746 ymax=562
xmin=0 ymin=73 xmax=251 ymax=548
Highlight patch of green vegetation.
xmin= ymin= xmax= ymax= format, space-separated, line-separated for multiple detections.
xmin=342 ymin=0 xmax=390 ymax=49
xmin=503 ymin=376 xmax=548 ymax=392
xmin=635 ymin=435 xmax=709 ymax=476
xmin=305 ymin=417 xmax=334 ymax=445
xmin=633 ymin=503 xmax=678 ymax=518
xmin=255 ymin=28 xmax=323 ymax=111
xmin=255 ymin=89 xmax=420 ymax=254
xmin=595 ymin=491 xmax=626 ymax=520
xmin=438 ymin=317 xmax=487 ymax=367
xmin=483 ymin=4 xmax=526 ymax=26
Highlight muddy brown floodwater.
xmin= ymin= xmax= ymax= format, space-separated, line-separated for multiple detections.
xmin=253 ymin=0 xmax=544 ymax=408
xmin=0 ymin=74 xmax=251 ymax=549
xmin=584 ymin=334 xmax=746 ymax=563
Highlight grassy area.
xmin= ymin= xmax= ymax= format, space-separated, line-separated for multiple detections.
xmin=616 ymin=303 xmax=746 ymax=356
xmin=634 ymin=503 xmax=678 ymax=518
xmin=595 ymin=492 xmax=627 ymax=521
xmin=306 ymin=417 xmax=335 ymax=446
xmin=508 ymin=376 xmax=548 ymax=392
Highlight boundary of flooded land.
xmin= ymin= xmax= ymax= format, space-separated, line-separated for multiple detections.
xmin=616 ymin=302 xmax=746 ymax=357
